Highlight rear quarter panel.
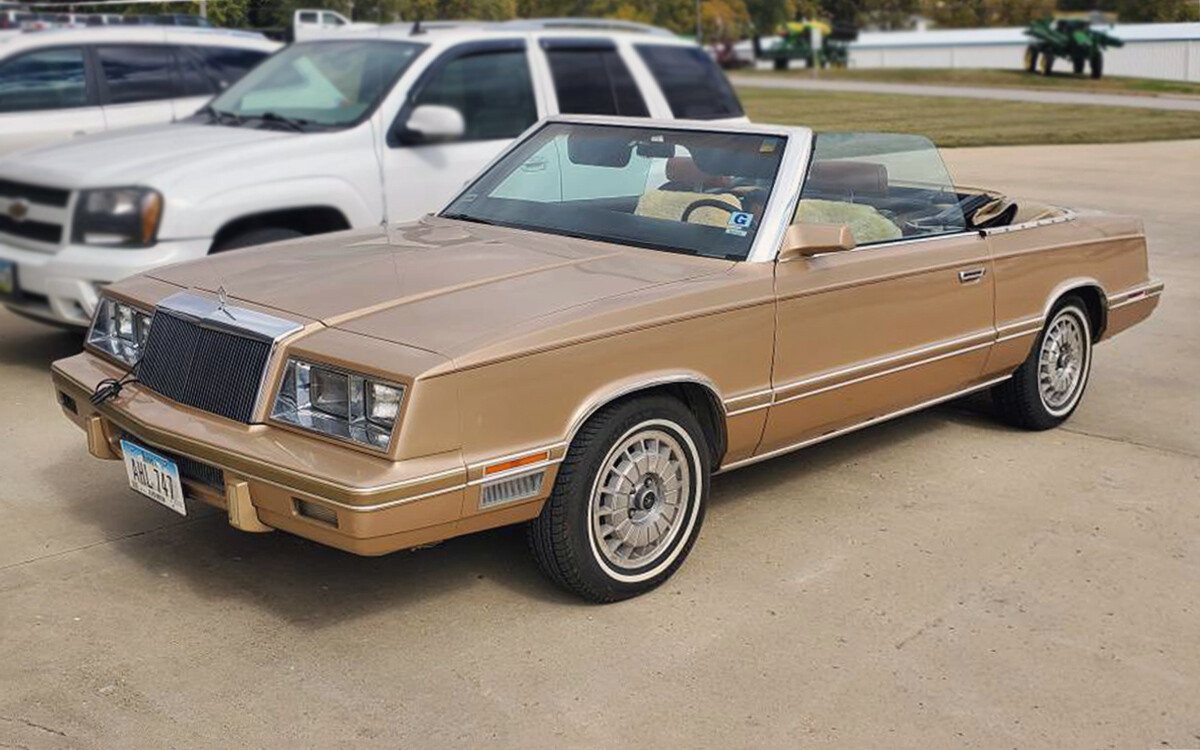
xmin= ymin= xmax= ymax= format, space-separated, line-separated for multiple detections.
xmin=984 ymin=210 xmax=1153 ymax=376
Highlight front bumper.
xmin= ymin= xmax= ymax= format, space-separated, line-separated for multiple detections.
xmin=51 ymin=352 xmax=551 ymax=556
xmin=0 ymin=238 xmax=210 ymax=327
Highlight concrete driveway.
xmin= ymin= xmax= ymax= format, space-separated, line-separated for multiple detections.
xmin=0 ymin=141 xmax=1196 ymax=749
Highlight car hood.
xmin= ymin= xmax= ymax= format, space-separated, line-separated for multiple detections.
xmin=147 ymin=217 xmax=735 ymax=359
xmin=0 ymin=122 xmax=294 ymax=187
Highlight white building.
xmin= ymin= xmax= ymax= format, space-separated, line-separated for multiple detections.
xmin=847 ymin=23 xmax=1200 ymax=82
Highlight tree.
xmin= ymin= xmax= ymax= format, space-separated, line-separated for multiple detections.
xmin=1057 ymin=0 xmax=1199 ymax=22
xmin=701 ymin=0 xmax=751 ymax=43
xmin=921 ymin=0 xmax=1056 ymax=27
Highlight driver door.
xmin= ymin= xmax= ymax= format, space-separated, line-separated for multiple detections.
xmin=759 ymin=134 xmax=996 ymax=456
xmin=382 ymin=40 xmax=545 ymax=223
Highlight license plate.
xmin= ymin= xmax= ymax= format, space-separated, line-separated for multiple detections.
xmin=0 ymin=260 xmax=14 ymax=296
xmin=121 ymin=440 xmax=186 ymax=516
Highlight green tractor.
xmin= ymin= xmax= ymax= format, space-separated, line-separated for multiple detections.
xmin=756 ymin=21 xmax=857 ymax=71
xmin=1023 ymin=18 xmax=1123 ymax=79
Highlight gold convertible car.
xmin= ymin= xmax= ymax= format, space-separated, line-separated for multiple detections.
xmin=51 ymin=117 xmax=1162 ymax=601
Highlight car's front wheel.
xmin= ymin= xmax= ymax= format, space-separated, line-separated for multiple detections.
xmin=528 ymin=395 xmax=710 ymax=602
xmin=993 ymin=296 xmax=1093 ymax=430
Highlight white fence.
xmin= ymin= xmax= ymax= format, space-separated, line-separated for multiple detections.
xmin=847 ymin=23 xmax=1200 ymax=82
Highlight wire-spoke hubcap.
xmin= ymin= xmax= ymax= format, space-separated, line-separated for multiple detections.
xmin=1038 ymin=310 xmax=1088 ymax=414
xmin=591 ymin=428 xmax=692 ymax=571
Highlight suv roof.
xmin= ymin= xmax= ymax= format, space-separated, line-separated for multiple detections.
xmin=0 ymin=25 xmax=276 ymax=51
xmin=317 ymin=18 xmax=691 ymax=47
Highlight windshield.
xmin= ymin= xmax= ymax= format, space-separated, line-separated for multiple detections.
xmin=206 ymin=40 xmax=423 ymax=129
xmin=442 ymin=122 xmax=788 ymax=260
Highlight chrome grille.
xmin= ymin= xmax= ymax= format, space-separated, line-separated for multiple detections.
xmin=0 ymin=178 xmax=69 ymax=247
xmin=138 ymin=312 xmax=273 ymax=423
xmin=136 ymin=292 xmax=303 ymax=424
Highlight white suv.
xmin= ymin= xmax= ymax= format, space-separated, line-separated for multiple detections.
xmin=0 ymin=20 xmax=747 ymax=327
xmin=0 ymin=26 xmax=279 ymax=158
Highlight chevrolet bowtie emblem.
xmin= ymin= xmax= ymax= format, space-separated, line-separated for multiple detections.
xmin=216 ymin=285 xmax=235 ymax=320
xmin=8 ymin=199 xmax=29 ymax=223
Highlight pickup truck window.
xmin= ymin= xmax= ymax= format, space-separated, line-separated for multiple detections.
xmin=96 ymin=45 xmax=176 ymax=105
xmin=0 ymin=46 xmax=88 ymax=112
xmin=444 ymin=122 xmax=786 ymax=260
xmin=634 ymin=45 xmax=743 ymax=120
xmin=412 ymin=49 xmax=537 ymax=142
xmin=207 ymin=40 xmax=422 ymax=129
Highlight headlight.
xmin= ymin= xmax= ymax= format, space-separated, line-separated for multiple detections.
xmin=86 ymin=297 xmax=154 ymax=366
xmin=271 ymin=359 xmax=405 ymax=451
xmin=72 ymin=188 xmax=163 ymax=248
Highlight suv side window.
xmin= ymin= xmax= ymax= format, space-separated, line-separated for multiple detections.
xmin=189 ymin=46 xmax=269 ymax=91
xmin=411 ymin=47 xmax=537 ymax=143
xmin=0 ymin=46 xmax=89 ymax=112
xmin=96 ymin=45 xmax=177 ymax=104
xmin=174 ymin=48 xmax=212 ymax=96
xmin=634 ymin=44 xmax=743 ymax=120
xmin=543 ymin=41 xmax=648 ymax=117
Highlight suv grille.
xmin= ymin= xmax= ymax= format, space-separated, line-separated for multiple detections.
xmin=0 ymin=178 xmax=70 ymax=246
xmin=138 ymin=311 xmax=274 ymax=424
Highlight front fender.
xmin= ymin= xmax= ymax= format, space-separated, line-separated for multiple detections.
xmin=159 ymin=176 xmax=381 ymax=241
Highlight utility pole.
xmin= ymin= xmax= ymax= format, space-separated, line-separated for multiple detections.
xmin=199 ymin=0 xmax=207 ymax=19
xmin=695 ymin=0 xmax=701 ymax=43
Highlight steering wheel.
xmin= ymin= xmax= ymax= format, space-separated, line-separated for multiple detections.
xmin=681 ymin=198 xmax=737 ymax=224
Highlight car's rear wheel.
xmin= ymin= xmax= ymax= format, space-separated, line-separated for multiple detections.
xmin=992 ymin=297 xmax=1093 ymax=430
xmin=528 ymin=395 xmax=709 ymax=602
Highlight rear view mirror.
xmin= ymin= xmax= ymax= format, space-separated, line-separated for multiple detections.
xmin=399 ymin=105 xmax=465 ymax=146
xmin=778 ymin=223 xmax=856 ymax=261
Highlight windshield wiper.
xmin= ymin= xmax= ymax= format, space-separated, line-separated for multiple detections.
xmin=196 ymin=104 xmax=243 ymax=127
xmin=441 ymin=213 xmax=499 ymax=227
xmin=253 ymin=112 xmax=312 ymax=133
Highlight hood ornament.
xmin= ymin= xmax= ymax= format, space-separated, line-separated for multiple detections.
xmin=216 ymin=285 xmax=236 ymax=320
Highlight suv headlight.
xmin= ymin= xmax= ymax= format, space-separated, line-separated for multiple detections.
xmin=72 ymin=188 xmax=163 ymax=248
xmin=271 ymin=359 xmax=405 ymax=451
xmin=86 ymin=297 xmax=154 ymax=366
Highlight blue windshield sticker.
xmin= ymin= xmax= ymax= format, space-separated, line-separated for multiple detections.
xmin=727 ymin=211 xmax=754 ymax=236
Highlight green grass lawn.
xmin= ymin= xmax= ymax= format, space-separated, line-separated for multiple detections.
xmin=737 ymin=86 xmax=1200 ymax=147
xmin=739 ymin=67 xmax=1200 ymax=98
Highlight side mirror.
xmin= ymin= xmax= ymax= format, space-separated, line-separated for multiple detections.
xmin=398 ymin=104 xmax=465 ymax=146
xmin=777 ymin=223 xmax=856 ymax=262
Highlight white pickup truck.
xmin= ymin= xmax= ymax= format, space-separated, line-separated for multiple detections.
xmin=290 ymin=8 xmax=377 ymax=41
xmin=0 ymin=20 xmax=748 ymax=327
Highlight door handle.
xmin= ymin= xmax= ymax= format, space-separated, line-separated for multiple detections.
xmin=958 ymin=268 xmax=986 ymax=283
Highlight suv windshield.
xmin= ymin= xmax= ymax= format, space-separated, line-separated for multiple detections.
xmin=442 ymin=122 xmax=787 ymax=260
xmin=206 ymin=40 xmax=423 ymax=129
